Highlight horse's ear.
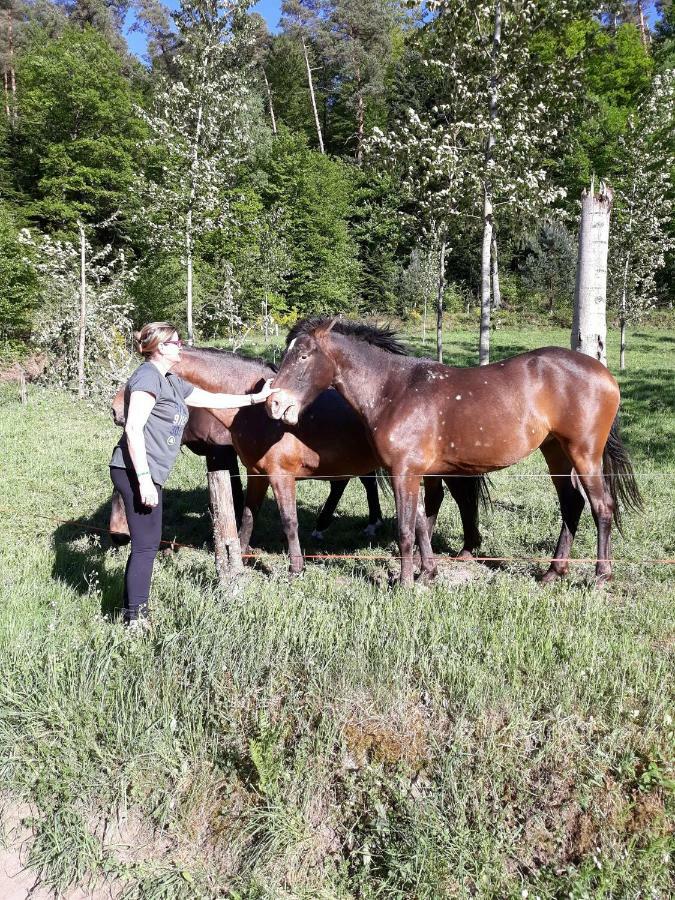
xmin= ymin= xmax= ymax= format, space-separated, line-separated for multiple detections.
xmin=320 ymin=316 xmax=339 ymax=336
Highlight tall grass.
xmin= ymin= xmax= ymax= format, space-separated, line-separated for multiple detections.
xmin=0 ymin=327 xmax=673 ymax=898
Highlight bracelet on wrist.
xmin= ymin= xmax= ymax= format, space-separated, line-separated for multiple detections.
xmin=136 ymin=470 xmax=150 ymax=478
xmin=250 ymin=394 xmax=256 ymax=405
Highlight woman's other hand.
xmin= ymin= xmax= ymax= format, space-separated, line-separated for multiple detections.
xmin=139 ymin=474 xmax=159 ymax=508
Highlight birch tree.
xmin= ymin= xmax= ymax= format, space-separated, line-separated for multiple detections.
xmin=136 ymin=0 xmax=261 ymax=344
xmin=609 ymin=69 xmax=674 ymax=368
xmin=372 ymin=1 xmax=583 ymax=363
xmin=571 ymin=180 xmax=613 ymax=366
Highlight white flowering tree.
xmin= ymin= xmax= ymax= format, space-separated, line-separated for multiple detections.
xmin=136 ymin=0 xmax=262 ymax=344
xmin=25 ymin=227 xmax=136 ymax=398
xmin=372 ymin=1 xmax=583 ymax=363
xmin=609 ymin=69 xmax=675 ymax=369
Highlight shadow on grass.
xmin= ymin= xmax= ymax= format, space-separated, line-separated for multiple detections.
xmin=50 ymin=483 xmax=399 ymax=614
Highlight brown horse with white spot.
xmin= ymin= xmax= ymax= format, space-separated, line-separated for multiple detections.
xmin=267 ymin=318 xmax=642 ymax=586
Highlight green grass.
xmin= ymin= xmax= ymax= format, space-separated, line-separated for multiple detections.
xmin=0 ymin=325 xmax=673 ymax=898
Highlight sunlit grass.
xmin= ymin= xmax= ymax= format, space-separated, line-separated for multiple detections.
xmin=0 ymin=325 xmax=673 ymax=898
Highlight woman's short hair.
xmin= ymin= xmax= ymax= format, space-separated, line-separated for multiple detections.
xmin=135 ymin=322 xmax=178 ymax=357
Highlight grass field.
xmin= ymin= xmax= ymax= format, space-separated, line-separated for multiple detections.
xmin=0 ymin=325 xmax=673 ymax=898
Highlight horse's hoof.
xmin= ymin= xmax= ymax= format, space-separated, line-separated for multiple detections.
xmin=362 ymin=519 xmax=383 ymax=538
xmin=595 ymin=571 xmax=612 ymax=587
xmin=110 ymin=533 xmax=130 ymax=547
xmin=418 ymin=567 xmax=438 ymax=584
xmin=455 ymin=549 xmax=474 ymax=562
xmin=541 ymin=567 xmax=565 ymax=585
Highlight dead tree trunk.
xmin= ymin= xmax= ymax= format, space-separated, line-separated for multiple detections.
xmin=637 ymin=1 xmax=649 ymax=50
xmin=208 ymin=468 xmax=244 ymax=579
xmin=262 ymin=70 xmax=277 ymax=134
xmin=77 ymin=221 xmax=87 ymax=399
xmin=571 ymin=182 xmax=613 ymax=367
xmin=436 ymin=238 xmax=446 ymax=363
xmin=302 ymin=36 xmax=324 ymax=154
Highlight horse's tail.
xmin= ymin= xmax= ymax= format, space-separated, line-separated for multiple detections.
xmin=603 ymin=416 xmax=643 ymax=534
xmin=376 ymin=467 xmax=393 ymax=496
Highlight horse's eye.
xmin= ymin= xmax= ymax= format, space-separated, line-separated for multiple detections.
xmin=299 ymin=354 xmax=308 ymax=361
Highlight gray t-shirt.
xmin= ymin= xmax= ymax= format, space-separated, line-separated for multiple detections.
xmin=110 ymin=362 xmax=194 ymax=486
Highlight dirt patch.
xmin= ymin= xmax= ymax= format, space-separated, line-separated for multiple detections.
xmin=0 ymin=354 xmax=47 ymax=384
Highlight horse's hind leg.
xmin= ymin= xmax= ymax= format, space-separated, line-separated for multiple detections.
xmin=313 ymin=479 xmax=348 ymax=539
xmin=361 ymin=473 xmax=383 ymax=537
xmin=563 ymin=443 xmax=615 ymax=583
xmin=444 ymin=476 xmax=481 ymax=560
xmin=109 ymin=489 xmax=130 ymax=546
xmin=540 ymin=440 xmax=585 ymax=584
xmin=423 ymin=475 xmax=444 ymax=540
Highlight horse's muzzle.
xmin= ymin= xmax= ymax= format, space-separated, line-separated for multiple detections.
xmin=267 ymin=391 xmax=299 ymax=426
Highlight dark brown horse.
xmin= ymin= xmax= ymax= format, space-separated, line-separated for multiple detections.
xmin=110 ymin=348 xmax=387 ymax=569
xmin=268 ymin=318 xmax=642 ymax=586
xmin=110 ymin=398 xmax=386 ymax=543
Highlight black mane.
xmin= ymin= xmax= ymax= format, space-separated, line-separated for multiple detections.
xmin=287 ymin=317 xmax=408 ymax=356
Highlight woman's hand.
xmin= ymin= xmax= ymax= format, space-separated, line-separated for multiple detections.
xmin=252 ymin=379 xmax=279 ymax=404
xmin=138 ymin=474 xmax=159 ymax=508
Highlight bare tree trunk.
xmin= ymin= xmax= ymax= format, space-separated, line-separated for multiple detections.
xmin=356 ymin=90 xmax=365 ymax=164
xmin=185 ymin=52 xmax=209 ymax=346
xmin=262 ymin=70 xmax=277 ymax=134
xmin=209 ymin=469 xmax=243 ymax=579
xmin=436 ymin=238 xmax=446 ymax=363
xmin=302 ymin=36 xmax=324 ymax=154
xmin=479 ymin=1 xmax=501 ymax=366
xmin=3 ymin=69 xmax=9 ymax=121
xmin=479 ymin=190 xmax=493 ymax=366
xmin=186 ymin=206 xmax=194 ymax=345
xmin=637 ymin=0 xmax=649 ymax=49
xmin=490 ymin=231 xmax=501 ymax=310
xmin=619 ymin=185 xmax=635 ymax=371
xmin=7 ymin=12 xmax=16 ymax=125
xmin=571 ymin=182 xmax=613 ymax=367
xmin=77 ymin=221 xmax=87 ymax=399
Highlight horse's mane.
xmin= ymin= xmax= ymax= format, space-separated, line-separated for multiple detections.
xmin=287 ymin=317 xmax=408 ymax=356
xmin=185 ymin=345 xmax=277 ymax=373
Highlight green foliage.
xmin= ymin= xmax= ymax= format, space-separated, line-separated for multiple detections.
xmin=0 ymin=204 xmax=38 ymax=341
xmin=560 ymin=20 xmax=654 ymax=199
xmin=259 ymin=128 xmax=361 ymax=314
xmin=13 ymin=25 xmax=145 ymax=235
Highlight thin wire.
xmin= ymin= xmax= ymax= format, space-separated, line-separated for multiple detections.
xmin=11 ymin=510 xmax=675 ymax=567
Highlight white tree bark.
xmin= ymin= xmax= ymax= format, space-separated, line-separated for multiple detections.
xmin=571 ymin=183 xmax=613 ymax=367
xmin=479 ymin=189 xmax=493 ymax=366
xmin=302 ymin=36 xmax=324 ymax=154
xmin=491 ymin=232 xmax=501 ymax=310
xmin=479 ymin=0 xmax=501 ymax=366
xmin=263 ymin=70 xmax=277 ymax=134
xmin=185 ymin=52 xmax=209 ymax=346
xmin=77 ymin=221 xmax=87 ymax=399
xmin=436 ymin=238 xmax=446 ymax=363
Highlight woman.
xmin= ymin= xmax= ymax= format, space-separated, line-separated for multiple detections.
xmin=110 ymin=321 xmax=276 ymax=626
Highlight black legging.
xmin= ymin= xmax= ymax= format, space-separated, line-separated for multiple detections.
xmin=110 ymin=466 xmax=163 ymax=622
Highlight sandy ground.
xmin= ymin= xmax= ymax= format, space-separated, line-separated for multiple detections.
xmin=0 ymin=802 xmax=117 ymax=900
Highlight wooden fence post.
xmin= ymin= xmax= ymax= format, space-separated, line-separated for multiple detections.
xmin=208 ymin=469 xmax=244 ymax=580
xmin=19 ymin=370 xmax=27 ymax=405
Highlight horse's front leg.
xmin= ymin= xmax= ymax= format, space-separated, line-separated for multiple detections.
xmin=392 ymin=472 xmax=421 ymax=587
xmin=238 ymin=473 xmax=269 ymax=558
xmin=269 ymin=473 xmax=304 ymax=575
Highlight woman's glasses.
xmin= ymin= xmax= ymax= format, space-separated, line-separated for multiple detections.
xmin=163 ymin=339 xmax=183 ymax=348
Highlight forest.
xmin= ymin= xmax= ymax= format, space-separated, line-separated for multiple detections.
xmin=0 ymin=0 xmax=673 ymax=393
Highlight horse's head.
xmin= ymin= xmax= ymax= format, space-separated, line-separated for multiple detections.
xmin=111 ymin=385 xmax=126 ymax=427
xmin=267 ymin=321 xmax=338 ymax=425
